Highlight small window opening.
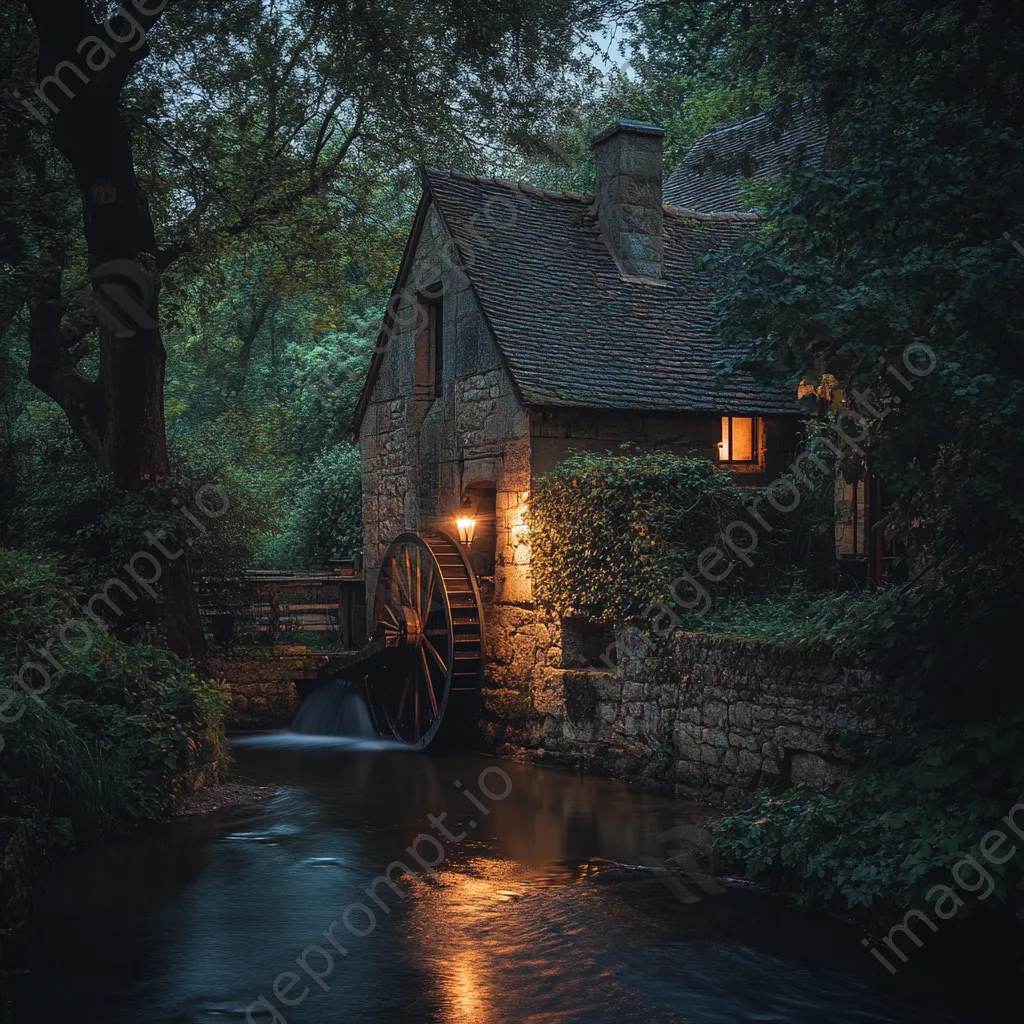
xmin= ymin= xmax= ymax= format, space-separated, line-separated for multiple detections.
xmin=720 ymin=416 xmax=758 ymax=463
xmin=429 ymin=298 xmax=443 ymax=398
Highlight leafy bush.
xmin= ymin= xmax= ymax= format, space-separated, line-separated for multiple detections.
xmin=259 ymin=442 xmax=362 ymax=568
xmin=528 ymin=450 xmax=746 ymax=624
xmin=528 ymin=448 xmax=831 ymax=627
xmin=0 ymin=548 xmax=227 ymax=842
xmin=8 ymin=414 xmax=277 ymax=597
xmin=714 ymin=712 xmax=1024 ymax=917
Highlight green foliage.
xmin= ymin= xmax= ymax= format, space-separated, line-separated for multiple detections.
xmin=259 ymin=442 xmax=362 ymax=568
xmin=714 ymin=711 xmax=1024 ymax=916
xmin=6 ymin=414 xmax=277 ymax=598
xmin=528 ymin=450 xmax=747 ymax=624
xmin=510 ymin=3 xmax=768 ymax=195
xmin=702 ymin=0 xmax=1024 ymax=715
xmin=528 ymin=448 xmax=831 ymax=627
xmin=0 ymin=549 xmax=227 ymax=842
xmin=678 ymin=0 xmax=1024 ymax=935
xmin=679 ymin=586 xmax=833 ymax=646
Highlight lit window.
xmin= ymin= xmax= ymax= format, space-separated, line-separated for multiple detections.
xmin=720 ymin=416 xmax=758 ymax=463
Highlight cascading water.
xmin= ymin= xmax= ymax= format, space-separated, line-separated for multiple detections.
xmin=291 ymin=678 xmax=378 ymax=739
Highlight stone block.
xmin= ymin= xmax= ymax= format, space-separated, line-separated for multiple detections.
xmin=773 ymin=725 xmax=828 ymax=754
xmin=533 ymin=671 xmax=565 ymax=718
xmin=729 ymin=703 xmax=753 ymax=730
xmin=703 ymin=727 xmax=729 ymax=748
xmin=703 ymin=701 xmax=728 ymax=728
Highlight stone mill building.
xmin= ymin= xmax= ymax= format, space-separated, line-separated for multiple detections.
xmin=352 ymin=114 xmax=831 ymax=752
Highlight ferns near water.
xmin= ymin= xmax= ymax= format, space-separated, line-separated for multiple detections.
xmin=0 ymin=549 xmax=228 ymax=844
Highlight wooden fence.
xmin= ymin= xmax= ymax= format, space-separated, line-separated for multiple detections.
xmin=199 ymin=565 xmax=366 ymax=650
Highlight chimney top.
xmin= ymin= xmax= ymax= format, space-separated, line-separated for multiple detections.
xmin=591 ymin=121 xmax=666 ymax=282
xmin=591 ymin=120 xmax=665 ymax=147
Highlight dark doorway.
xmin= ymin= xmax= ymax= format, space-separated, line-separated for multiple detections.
xmin=462 ymin=482 xmax=497 ymax=579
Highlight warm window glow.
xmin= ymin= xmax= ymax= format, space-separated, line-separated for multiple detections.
xmin=720 ymin=416 xmax=757 ymax=463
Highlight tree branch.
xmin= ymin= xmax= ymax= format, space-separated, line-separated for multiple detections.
xmin=25 ymin=0 xmax=181 ymax=112
xmin=26 ymin=261 xmax=105 ymax=456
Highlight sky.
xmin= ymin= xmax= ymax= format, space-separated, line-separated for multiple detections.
xmin=589 ymin=21 xmax=635 ymax=76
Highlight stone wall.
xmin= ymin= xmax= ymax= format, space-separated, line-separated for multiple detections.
xmin=358 ymin=204 xmax=533 ymax=630
xmin=212 ymin=651 xmax=321 ymax=729
xmin=486 ymin=631 xmax=885 ymax=807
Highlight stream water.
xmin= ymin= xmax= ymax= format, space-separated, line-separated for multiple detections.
xmin=14 ymin=733 xmax=1012 ymax=1023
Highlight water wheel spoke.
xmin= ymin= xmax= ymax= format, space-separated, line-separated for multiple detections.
xmin=396 ymin=664 xmax=413 ymax=721
xmin=422 ymin=571 xmax=436 ymax=622
xmin=423 ymin=635 xmax=448 ymax=676
xmin=414 ymin=669 xmax=421 ymax=739
xmin=420 ymin=646 xmax=439 ymax=717
xmin=391 ymin=557 xmax=413 ymax=608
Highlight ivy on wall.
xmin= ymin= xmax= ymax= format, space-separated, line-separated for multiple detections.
xmin=527 ymin=449 xmax=832 ymax=628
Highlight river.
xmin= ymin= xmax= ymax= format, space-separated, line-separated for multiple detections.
xmin=13 ymin=734 xmax=1010 ymax=1022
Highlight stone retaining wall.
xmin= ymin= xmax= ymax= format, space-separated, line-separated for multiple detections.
xmin=212 ymin=651 xmax=316 ymax=729
xmin=485 ymin=631 xmax=885 ymax=807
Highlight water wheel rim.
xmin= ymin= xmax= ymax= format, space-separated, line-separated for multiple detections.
xmin=370 ymin=532 xmax=482 ymax=748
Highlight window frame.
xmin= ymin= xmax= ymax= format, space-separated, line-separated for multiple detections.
xmin=413 ymin=287 xmax=444 ymax=402
xmin=428 ymin=296 xmax=443 ymax=399
xmin=719 ymin=415 xmax=760 ymax=465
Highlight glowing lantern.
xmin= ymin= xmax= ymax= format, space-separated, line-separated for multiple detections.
xmin=456 ymin=517 xmax=476 ymax=546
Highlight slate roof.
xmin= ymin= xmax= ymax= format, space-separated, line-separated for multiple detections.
xmin=405 ymin=169 xmax=798 ymax=415
xmin=664 ymin=106 xmax=827 ymax=213
xmin=354 ymin=112 xmax=829 ymax=430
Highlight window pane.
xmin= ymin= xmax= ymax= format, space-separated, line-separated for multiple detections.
xmin=720 ymin=417 xmax=730 ymax=461
xmin=732 ymin=417 xmax=754 ymax=461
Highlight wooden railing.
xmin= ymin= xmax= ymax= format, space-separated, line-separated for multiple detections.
xmin=199 ymin=565 xmax=365 ymax=650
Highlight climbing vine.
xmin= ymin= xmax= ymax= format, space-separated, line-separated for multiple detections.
xmin=527 ymin=449 xmax=830 ymax=628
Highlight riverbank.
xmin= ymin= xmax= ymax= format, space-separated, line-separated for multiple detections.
xmin=175 ymin=776 xmax=279 ymax=817
xmin=0 ymin=763 xmax=273 ymax=1023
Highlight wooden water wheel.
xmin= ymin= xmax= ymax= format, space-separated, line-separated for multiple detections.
xmin=369 ymin=532 xmax=484 ymax=748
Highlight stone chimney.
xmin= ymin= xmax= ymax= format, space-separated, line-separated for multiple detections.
xmin=591 ymin=121 xmax=665 ymax=280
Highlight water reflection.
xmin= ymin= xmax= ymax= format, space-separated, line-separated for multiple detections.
xmin=14 ymin=736 xmax=1010 ymax=1024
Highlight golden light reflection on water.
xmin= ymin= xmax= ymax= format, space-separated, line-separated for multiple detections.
xmin=414 ymin=864 xmax=512 ymax=1024
xmin=394 ymin=762 xmax=720 ymax=1024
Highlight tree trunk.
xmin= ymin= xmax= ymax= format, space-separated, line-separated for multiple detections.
xmin=25 ymin=0 xmax=205 ymax=660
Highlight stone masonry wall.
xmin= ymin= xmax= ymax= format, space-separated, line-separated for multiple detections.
xmin=359 ymin=204 xmax=533 ymax=622
xmin=488 ymin=631 xmax=885 ymax=808
xmin=357 ymin=200 xmax=558 ymax=720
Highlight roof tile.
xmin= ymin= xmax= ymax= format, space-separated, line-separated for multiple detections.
xmin=664 ymin=105 xmax=827 ymax=213
xmin=425 ymin=169 xmax=798 ymax=414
